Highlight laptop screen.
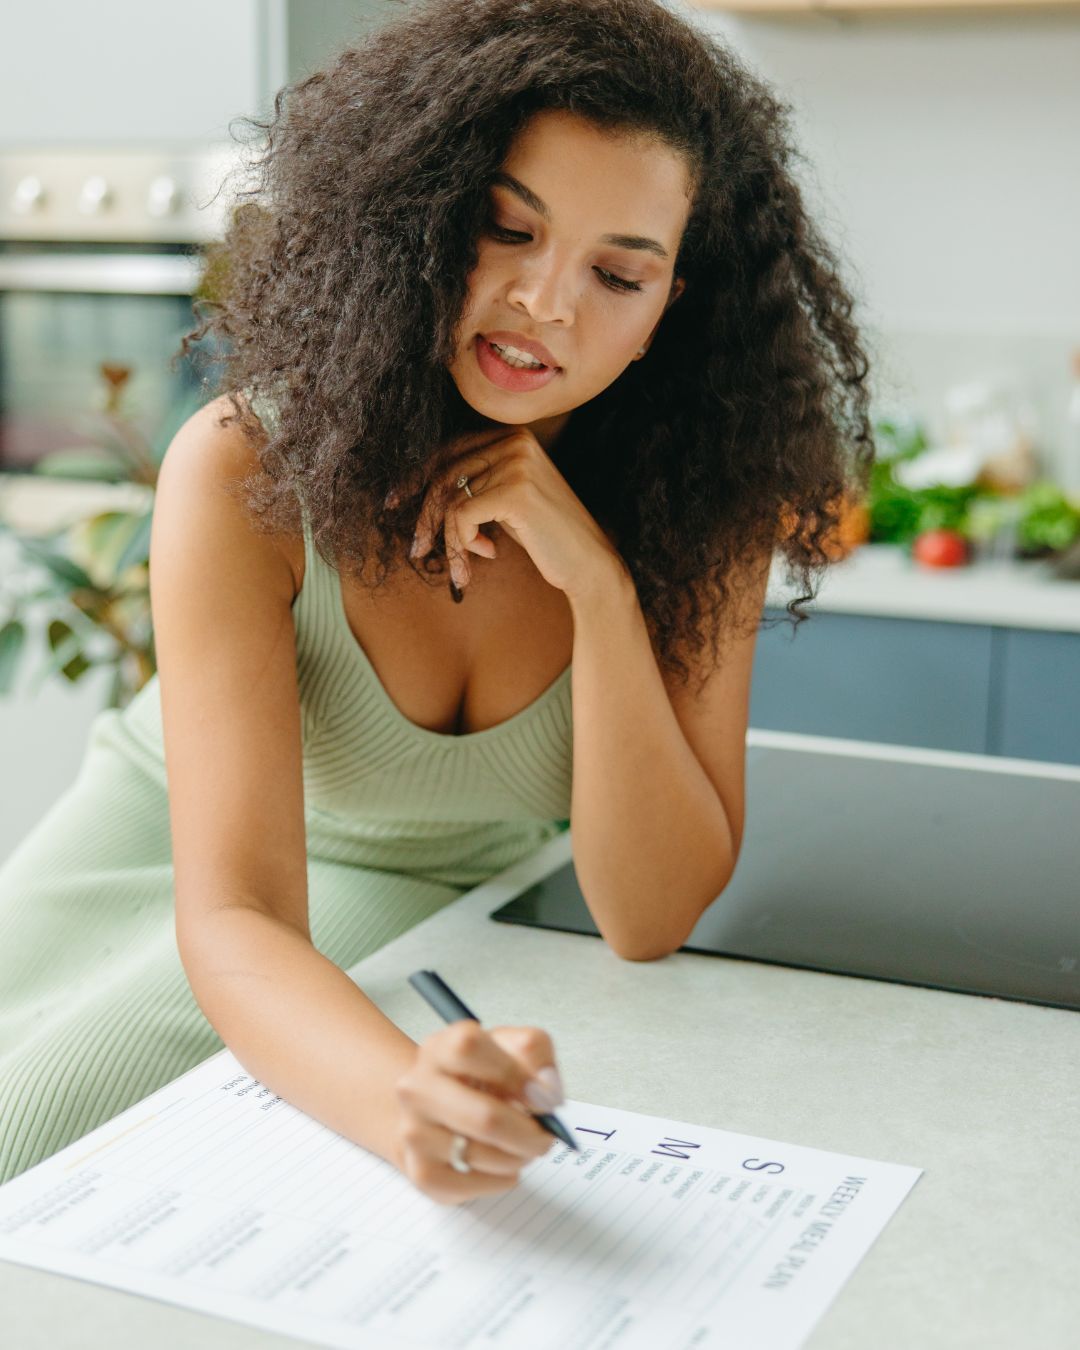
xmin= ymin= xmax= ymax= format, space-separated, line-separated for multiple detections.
xmin=490 ymin=734 xmax=1080 ymax=1011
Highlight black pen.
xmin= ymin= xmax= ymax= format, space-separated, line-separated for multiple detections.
xmin=408 ymin=969 xmax=579 ymax=1151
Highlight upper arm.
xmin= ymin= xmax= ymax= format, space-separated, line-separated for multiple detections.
xmin=661 ymin=550 xmax=772 ymax=874
xmin=150 ymin=394 xmax=309 ymax=951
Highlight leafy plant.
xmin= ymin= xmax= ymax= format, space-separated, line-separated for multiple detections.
xmin=872 ymin=416 xmax=930 ymax=466
xmin=864 ymin=416 xmax=1079 ymax=555
xmin=1015 ymin=482 xmax=1080 ymax=556
xmin=866 ymin=448 xmax=982 ymax=546
xmin=0 ymin=366 xmax=206 ymax=709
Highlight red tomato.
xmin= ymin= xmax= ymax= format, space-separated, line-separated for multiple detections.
xmin=912 ymin=529 xmax=969 ymax=568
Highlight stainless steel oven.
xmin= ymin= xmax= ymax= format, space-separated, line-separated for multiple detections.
xmin=0 ymin=148 xmax=235 ymax=477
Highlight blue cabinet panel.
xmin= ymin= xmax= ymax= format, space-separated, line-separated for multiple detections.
xmin=994 ymin=629 xmax=1080 ymax=765
xmin=751 ymin=610 xmax=993 ymax=753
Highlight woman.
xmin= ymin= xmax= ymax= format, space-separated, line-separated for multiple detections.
xmin=0 ymin=0 xmax=872 ymax=1199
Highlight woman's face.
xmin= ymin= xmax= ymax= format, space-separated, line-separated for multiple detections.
xmin=447 ymin=109 xmax=692 ymax=451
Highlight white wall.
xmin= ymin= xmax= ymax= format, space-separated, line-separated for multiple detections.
xmin=0 ymin=0 xmax=392 ymax=149
xmin=688 ymin=4 xmax=1080 ymax=473
xmin=0 ymin=0 xmax=266 ymax=147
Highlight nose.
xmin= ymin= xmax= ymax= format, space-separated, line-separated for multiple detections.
xmin=504 ymin=251 xmax=575 ymax=327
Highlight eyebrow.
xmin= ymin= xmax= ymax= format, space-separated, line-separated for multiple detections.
xmin=490 ymin=171 xmax=670 ymax=261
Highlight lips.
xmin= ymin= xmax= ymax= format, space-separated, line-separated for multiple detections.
xmin=474 ymin=335 xmax=560 ymax=391
xmin=481 ymin=331 xmax=561 ymax=369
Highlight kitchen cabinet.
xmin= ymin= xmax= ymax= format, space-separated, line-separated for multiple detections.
xmin=993 ymin=628 xmax=1080 ymax=764
xmin=750 ymin=609 xmax=1080 ymax=765
xmin=751 ymin=611 xmax=993 ymax=753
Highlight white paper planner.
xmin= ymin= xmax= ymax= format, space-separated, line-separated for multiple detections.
xmin=0 ymin=1049 xmax=921 ymax=1350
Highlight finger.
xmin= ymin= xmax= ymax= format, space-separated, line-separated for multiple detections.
xmin=450 ymin=484 xmax=515 ymax=562
xmin=426 ymin=1021 xmax=537 ymax=1102
xmin=489 ymin=1027 xmax=564 ymax=1108
xmin=443 ymin=509 xmax=494 ymax=575
xmin=399 ymin=1116 xmax=527 ymax=1178
xmin=400 ymin=1146 xmax=522 ymax=1206
xmin=404 ymin=1069 xmax=554 ymax=1161
xmin=469 ymin=524 xmax=498 ymax=560
xmin=411 ymin=449 xmax=499 ymax=557
xmin=446 ymin=428 xmax=515 ymax=460
xmin=384 ymin=458 xmax=429 ymax=512
xmin=411 ymin=484 xmax=446 ymax=559
xmin=443 ymin=508 xmax=470 ymax=590
xmin=489 ymin=1026 xmax=560 ymax=1081
xmin=444 ymin=447 xmax=499 ymax=498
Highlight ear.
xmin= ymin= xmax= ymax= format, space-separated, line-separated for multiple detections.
xmin=634 ymin=275 xmax=686 ymax=360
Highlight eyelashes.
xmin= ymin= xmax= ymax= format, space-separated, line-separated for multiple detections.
xmin=484 ymin=224 xmax=644 ymax=294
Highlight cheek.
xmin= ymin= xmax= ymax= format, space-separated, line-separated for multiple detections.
xmin=464 ymin=247 xmax=498 ymax=297
xmin=585 ymin=321 xmax=648 ymax=375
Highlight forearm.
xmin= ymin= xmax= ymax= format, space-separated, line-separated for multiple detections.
xmin=567 ymin=563 xmax=736 ymax=961
xmin=179 ymin=906 xmax=417 ymax=1170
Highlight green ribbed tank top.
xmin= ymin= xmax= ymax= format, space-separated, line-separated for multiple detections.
xmin=103 ymin=395 xmax=574 ymax=886
xmin=290 ymin=508 xmax=574 ymax=826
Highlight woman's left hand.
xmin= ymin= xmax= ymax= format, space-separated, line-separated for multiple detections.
xmin=396 ymin=426 xmax=625 ymax=602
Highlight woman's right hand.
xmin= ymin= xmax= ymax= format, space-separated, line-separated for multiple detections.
xmin=393 ymin=1022 xmax=565 ymax=1204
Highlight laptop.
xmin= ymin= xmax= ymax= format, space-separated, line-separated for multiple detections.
xmin=490 ymin=729 xmax=1080 ymax=1011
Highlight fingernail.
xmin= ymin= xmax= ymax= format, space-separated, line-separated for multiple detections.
xmin=524 ymin=1078 xmax=561 ymax=1114
xmin=409 ymin=535 xmax=424 ymax=558
xmin=383 ymin=490 xmax=400 ymax=509
xmin=536 ymin=1066 xmax=564 ymax=1102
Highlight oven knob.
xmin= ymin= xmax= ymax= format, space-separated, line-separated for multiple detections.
xmin=12 ymin=175 xmax=45 ymax=214
xmin=147 ymin=174 xmax=180 ymax=217
xmin=77 ymin=175 xmax=112 ymax=215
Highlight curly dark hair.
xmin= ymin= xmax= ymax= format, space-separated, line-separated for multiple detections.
xmin=183 ymin=0 xmax=874 ymax=692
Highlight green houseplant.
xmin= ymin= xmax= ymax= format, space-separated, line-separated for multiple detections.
xmin=0 ymin=365 xmax=206 ymax=710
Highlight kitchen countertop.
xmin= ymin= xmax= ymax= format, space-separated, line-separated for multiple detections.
xmin=3 ymin=473 xmax=1079 ymax=634
xmin=768 ymin=544 xmax=1080 ymax=633
xmin=1 ymin=827 xmax=1077 ymax=1349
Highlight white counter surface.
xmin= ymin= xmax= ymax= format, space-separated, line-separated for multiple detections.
xmin=767 ymin=544 xmax=1080 ymax=633
xmin=4 ymin=474 xmax=1079 ymax=634
xmin=2 ymin=829 xmax=1077 ymax=1349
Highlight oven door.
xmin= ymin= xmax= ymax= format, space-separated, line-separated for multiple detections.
xmin=0 ymin=241 xmax=218 ymax=478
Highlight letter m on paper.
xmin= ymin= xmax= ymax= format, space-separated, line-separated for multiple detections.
xmin=652 ymin=1137 xmax=703 ymax=1160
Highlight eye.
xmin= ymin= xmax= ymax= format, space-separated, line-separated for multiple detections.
xmin=487 ymin=223 xmax=530 ymax=243
xmin=594 ymin=268 xmax=643 ymax=294
xmin=485 ymin=222 xmax=644 ymax=294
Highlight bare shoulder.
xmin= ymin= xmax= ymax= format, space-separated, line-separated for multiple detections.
xmin=151 ymin=391 xmax=311 ymax=935
xmin=156 ymin=392 xmax=305 ymax=598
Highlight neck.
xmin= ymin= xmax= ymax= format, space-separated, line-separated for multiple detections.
xmin=444 ymin=378 xmax=572 ymax=455
xmin=457 ymin=407 xmax=572 ymax=456
xmin=525 ymin=410 xmax=572 ymax=455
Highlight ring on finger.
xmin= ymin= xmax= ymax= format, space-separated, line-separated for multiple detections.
xmin=448 ymin=1133 xmax=472 ymax=1174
